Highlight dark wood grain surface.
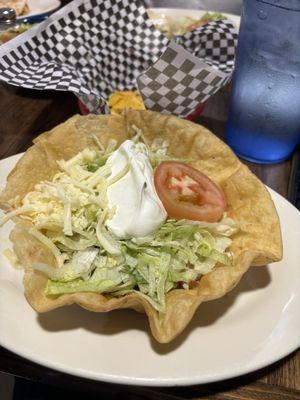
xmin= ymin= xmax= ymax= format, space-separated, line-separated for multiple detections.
xmin=0 ymin=82 xmax=299 ymax=399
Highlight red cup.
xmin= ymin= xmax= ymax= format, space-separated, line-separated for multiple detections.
xmin=185 ymin=102 xmax=206 ymax=121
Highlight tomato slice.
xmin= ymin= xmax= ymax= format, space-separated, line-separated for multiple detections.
xmin=154 ymin=161 xmax=227 ymax=222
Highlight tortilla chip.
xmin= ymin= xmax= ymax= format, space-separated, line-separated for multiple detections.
xmin=0 ymin=111 xmax=282 ymax=343
xmin=0 ymin=0 xmax=27 ymax=16
xmin=21 ymin=2 xmax=28 ymax=15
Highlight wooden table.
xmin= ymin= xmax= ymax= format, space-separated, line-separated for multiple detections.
xmin=0 ymin=82 xmax=299 ymax=399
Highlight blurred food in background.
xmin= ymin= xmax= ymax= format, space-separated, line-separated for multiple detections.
xmin=147 ymin=10 xmax=226 ymax=37
xmin=0 ymin=23 xmax=31 ymax=43
xmin=145 ymin=0 xmax=242 ymax=15
xmin=0 ymin=0 xmax=29 ymax=16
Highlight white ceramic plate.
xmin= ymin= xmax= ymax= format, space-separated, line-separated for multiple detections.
xmin=148 ymin=8 xmax=241 ymax=31
xmin=0 ymin=154 xmax=299 ymax=387
xmin=17 ymin=0 xmax=61 ymax=20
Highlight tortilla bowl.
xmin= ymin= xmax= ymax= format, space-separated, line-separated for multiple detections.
xmin=0 ymin=110 xmax=282 ymax=343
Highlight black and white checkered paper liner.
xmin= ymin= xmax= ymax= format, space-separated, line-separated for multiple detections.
xmin=137 ymin=41 xmax=231 ymax=117
xmin=177 ymin=19 xmax=237 ymax=74
xmin=0 ymin=0 xmax=238 ymax=116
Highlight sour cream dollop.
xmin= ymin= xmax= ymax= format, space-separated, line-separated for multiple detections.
xmin=106 ymin=140 xmax=167 ymax=239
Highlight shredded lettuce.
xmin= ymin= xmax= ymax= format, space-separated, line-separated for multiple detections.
xmin=34 ymin=248 xmax=98 ymax=282
xmin=40 ymin=216 xmax=237 ymax=312
xmin=96 ymin=221 xmax=121 ymax=255
xmin=45 ymin=277 xmax=117 ymax=295
xmin=1 ymin=130 xmax=238 ymax=313
xmin=130 ymin=125 xmax=192 ymax=168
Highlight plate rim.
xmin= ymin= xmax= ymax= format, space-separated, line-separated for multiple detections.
xmin=0 ymin=153 xmax=299 ymax=387
xmin=16 ymin=0 xmax=61 ymax=21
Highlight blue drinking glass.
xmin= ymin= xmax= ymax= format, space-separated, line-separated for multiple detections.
xmin=226 ymin=0 xmax=300 ymax=164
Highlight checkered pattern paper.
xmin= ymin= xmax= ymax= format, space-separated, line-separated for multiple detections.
xmin=178 ymin=20 xmax=238 ymax=74
xmin=0 ymin=0 xmax=168 ymax=113
xmin=137 ymin=41 xmax=230 ymax=117
xmin=0 ymin=0 xmax=237 ymax=116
